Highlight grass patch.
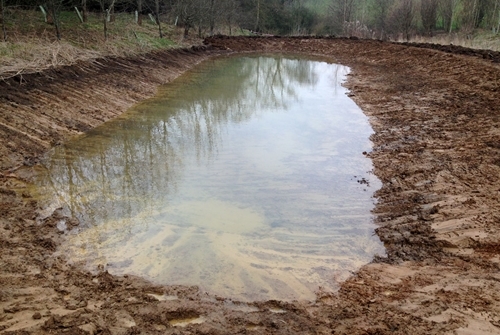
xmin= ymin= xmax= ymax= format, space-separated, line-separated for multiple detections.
xmin=0 ymin=9 xmax=196 ymax=78
xmin=409 ymin=29 xmax=500 ymax=51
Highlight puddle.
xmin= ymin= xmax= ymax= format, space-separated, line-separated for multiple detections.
xmin=169 ymin=316 xmax=206 ymax=327
xmin=146 ymin=294 xmax=178 ymax=301
xmin=32 ymin=55 xmax=385 ymax=301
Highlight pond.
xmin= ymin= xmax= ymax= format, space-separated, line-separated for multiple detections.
xmin=33 ymin=55 xmax=384 ymax=301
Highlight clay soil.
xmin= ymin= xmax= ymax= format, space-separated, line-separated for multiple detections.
xmin=1 ymin=37 xmax=500 ymax=334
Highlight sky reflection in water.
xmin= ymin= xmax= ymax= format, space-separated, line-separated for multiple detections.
xmin=34 ymin=55 xmax=385 ymax=301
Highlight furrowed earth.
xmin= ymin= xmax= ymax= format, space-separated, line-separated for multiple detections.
xmin=1 ymin=36 xmax=500 ymax=334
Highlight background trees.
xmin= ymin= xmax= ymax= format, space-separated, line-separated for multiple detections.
xmin=421 ymin=0 xmax=438 ymax=35
xmin=329 ymin=0 xmax=359 ymax=34
xmin=326 ymin=0 xmax=500 ymax=39
xmin=387 ymin=0 xmax=415 ymax=40
xmin=1 ymin=0 xmax=499 ymax=42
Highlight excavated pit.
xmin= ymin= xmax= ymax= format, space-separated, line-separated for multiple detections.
xmin=1 ymin=37 xmax=500 ymax=334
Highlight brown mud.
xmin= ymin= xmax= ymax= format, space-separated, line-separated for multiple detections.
xmin=1 ymin=37 xmax=500 ymax=334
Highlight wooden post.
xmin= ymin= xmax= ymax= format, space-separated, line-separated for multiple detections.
xmin=75 ymin=7 xmax=84 ymax=23
xmin=39 ymin=5 xmax=48 ymax=22
xmin=148 ymin=13 xmax=156 ymax=24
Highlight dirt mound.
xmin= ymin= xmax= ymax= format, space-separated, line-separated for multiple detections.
xmin=1 ymin=37 xmax=500 ymax=334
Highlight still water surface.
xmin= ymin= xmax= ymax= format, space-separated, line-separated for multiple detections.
xmin=34 ymin=55 xmax=384 ymax=301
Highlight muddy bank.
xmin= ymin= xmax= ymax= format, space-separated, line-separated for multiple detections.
xmin=0 ymin=46 xmax=215 ymax=171
xmin=1 ymin=37 xmax=500 ymax=334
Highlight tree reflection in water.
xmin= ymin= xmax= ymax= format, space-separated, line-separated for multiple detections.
xmin=33 ymin=55 xmax=384 ymax=302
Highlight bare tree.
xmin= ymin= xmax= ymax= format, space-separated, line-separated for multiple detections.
xmin=99 ymin=0 xmax=116 ymax=39
xmin=460 ymin=0 xmax=480 ymax=34
xmin=369 ymin=0 xmax=393 ymax=39
xmin=497 ymin=0 xmax=500 ymax=33
xmin=439 ymin=0 xmax=460 ymax=33
xmin=46 ymin=0 xmax=62 ymax=40
xmin=223 ymin=0 xmax=239 ymax=35
xmin=421 ymin=0 xmax=438 ymax=36
xmin=82 ymin=0 xmax=88 ymax=22
xmin=329 ymin=0 xmax=358 ymax=35
xmin=154 ymin=0 xmax=163 ymax=37
xmin=1 ymin=0 xmax=6 ymax=41
xmin=208 ymin=0 xmax=216 ymax=34
xmin=289 ymin=0 xmax=316 ymax=35
xmin=492 ymin=0 xmax=499 ymax=32
xmin=387 ymin=0 xmax=415 ymax=40
xmin=137 ymin=0 xmax=143 ymax=25
xmin=172 ymin=0 xmax=198 ymax=37
xmin=196 ymin=0 xmax=209 ymax=37
xmin=254 ymin=0 xmax=260 ymax=31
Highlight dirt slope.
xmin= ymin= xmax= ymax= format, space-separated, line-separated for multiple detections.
xmin=1 ymin=37 xmax=500 ymax=334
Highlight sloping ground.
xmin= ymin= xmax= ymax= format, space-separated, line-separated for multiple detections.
xmin=1 ymin=37 xmax=500 ymax=334
xmin=0 ymin=46 xmax=213 ymax=171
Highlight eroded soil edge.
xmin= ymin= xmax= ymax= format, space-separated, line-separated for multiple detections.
xmin=1 ymin=38 xmax=500 ymax=334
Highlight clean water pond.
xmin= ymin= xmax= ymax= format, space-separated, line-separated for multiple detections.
xmin=34 ymin=55 xmax=385 ymax=301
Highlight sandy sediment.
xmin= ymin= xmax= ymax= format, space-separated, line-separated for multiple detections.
xmin=1 ymin=37 xmax=500 ymax=334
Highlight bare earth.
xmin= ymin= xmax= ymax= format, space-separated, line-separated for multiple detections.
xmin=1 ymin=37 xmax=500 ymax=334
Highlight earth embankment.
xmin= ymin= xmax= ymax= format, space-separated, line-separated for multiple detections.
xmin=1 ymin=37 xmax=500 ymax=334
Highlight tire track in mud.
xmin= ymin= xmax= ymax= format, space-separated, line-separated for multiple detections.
xmin=1 ymin=37 xmax=500 ymax=334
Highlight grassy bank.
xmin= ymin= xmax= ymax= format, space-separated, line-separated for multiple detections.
xmin=2 ymin=8 xmax=499 ymax=80
xmin=0 ymin=9 xmax=199 ymax=79
xmin=408 ymin=29 xmax=500 ymax=52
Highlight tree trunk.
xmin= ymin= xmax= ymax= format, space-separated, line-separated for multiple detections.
xmin=103 ymin=10 xmax=108 ymax=39
xmin=209 ymin=0 xmax=215 ymax=35
xmin=1 ymin=0 xmax=6 ymax=42
xmin=102 ymin=0 xmax=115 ymax=40
xmin=448 ymin=0 xmax=458 ymax=33
xmin=157 ymin=17 xmax=163 ymax=38
xmin=82 ymin=0 xmax=87 ymax=22
xmin=137 ymin=0 xmax=142 ymax=25
xmin=155 ymin=0 xmax=162 ymax=38
xmin=254 ymin=0 xmax=260 ymax=31
xmin=227 ymin=11 xmax=232 ymax=35
xmin=497 ymin=0 xmax=500 ymax=33
xmin=49 ymin=0 xmax=61 ymax=40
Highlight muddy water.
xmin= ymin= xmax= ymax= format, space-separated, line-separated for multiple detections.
xmin=34 ymin=55 xmax=384 ymax=301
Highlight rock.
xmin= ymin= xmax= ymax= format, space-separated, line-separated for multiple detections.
xmin=32 ymin=312 xmax=42 ymax=319
xmin=114 ymin=310 xmax=136 ymax=328
xmin=78 ymin=323 xmax=97 ymax=335
xmin=66 ymin=299 xmax=88 ymax=310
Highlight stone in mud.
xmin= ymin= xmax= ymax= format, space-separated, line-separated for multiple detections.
xmin=78 ymin=323 xmax=97 ymax=334
xmin=66 ymin=299 xmax=88 ymax=310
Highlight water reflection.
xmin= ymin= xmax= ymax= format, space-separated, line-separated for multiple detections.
xmin=34 ymin=55 xmax=384 ymax=301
